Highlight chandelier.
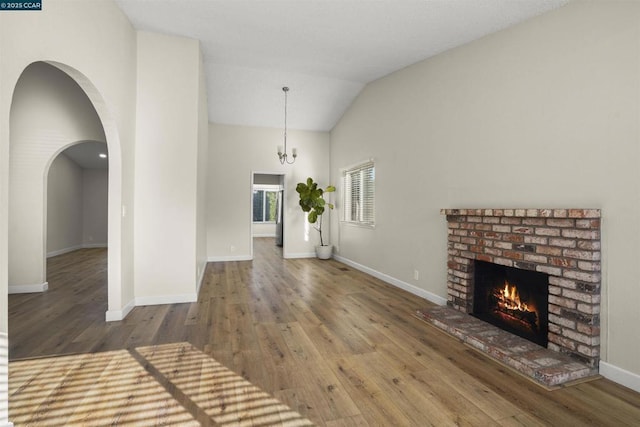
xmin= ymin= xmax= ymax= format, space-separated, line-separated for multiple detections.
xmin=277 ymin=87 xmax=297 ymax=164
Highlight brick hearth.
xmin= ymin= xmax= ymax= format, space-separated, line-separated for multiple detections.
xmin=418 ymin=208 xmax=601 ymax=387
xmin=415 ymin=306 xmax=596 ymax=388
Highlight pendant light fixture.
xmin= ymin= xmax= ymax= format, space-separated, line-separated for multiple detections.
xmin=277 ymin=86 xmax=297 ymax=164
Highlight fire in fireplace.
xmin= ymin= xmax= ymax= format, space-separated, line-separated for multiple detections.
xmin=473 ymin=260 xmax=549 ymax=347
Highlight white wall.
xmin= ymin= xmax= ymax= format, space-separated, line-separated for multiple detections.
xmin=253 ymin=222 xmax=277 ymax=237
xmin=82 ymin=168 xmax=109 ymax=248
xmin=208 ymin=124 xmax=330 ymax=260
xmin=9 ymin=62 xmax=106 ymax=289
xmin=47 ymin=153 xmax=84 ymax=255
xmin=134 ymin=31 xmax=205 ymax=303
xmin=331 ymin=1 xmax=640 ymax=386
xmin=196 ymin=51 xmax=209 ymax=289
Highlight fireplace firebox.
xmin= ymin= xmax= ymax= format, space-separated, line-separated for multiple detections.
xmin=473 ymin=260 xmax=549 ymax=347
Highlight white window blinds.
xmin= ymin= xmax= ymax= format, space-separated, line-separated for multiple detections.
xmin=342 ymin=161 xmax=375 ymax=226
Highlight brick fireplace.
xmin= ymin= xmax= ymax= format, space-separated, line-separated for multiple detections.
xmin=416 ymin=208 xmax=602 ymax=386
xmin=441 ymin=208 xmax=601 ymax=368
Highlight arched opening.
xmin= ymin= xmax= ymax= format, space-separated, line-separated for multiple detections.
xmin=8 ymin=60 xmax=124 ymax=341
xmin=8 ymin=141 xmax=110 ymax=358
xmin=46 ymin=141 xmax=109 ymax=260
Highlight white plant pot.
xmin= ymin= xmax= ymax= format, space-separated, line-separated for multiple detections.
xmin=315 ymin=245 xmax=333 ymax=260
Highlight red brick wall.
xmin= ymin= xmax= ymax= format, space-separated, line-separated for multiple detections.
xmin=442 ymin=208 xmax=601 ymax=367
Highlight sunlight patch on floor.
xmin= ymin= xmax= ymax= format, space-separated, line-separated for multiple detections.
xmin=9 ymin=342 xmax=314 ymax=426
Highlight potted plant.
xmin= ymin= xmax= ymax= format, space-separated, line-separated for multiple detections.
xmin=296 ymin=177 xmax=335 ymax=259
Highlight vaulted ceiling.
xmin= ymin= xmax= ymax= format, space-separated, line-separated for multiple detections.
xmin=115 ymin=0 xmax=568 ymax=132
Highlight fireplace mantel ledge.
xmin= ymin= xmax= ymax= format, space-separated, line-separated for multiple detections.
xmin=441 ymin=208 xmax=600 ymax=218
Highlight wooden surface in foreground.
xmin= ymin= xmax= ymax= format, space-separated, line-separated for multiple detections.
xmin=9 ymin=342 xmax=313 ymax=426
xmin=9 ymin=239 xmax=640 ymax=426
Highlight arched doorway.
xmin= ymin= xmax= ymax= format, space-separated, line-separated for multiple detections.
xmin=46 ymin=141 xmax=109 ymax=260
xmin=8 ymin=61 xmax=123 ymax=322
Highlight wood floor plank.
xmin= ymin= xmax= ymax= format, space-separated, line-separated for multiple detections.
xmin=154 ymin=302 xmax=192 ymax=344
xmin=352 ymin=351 xmax=494 ymax=427
xmin=229 ymin=303 xmax=260 ymax=352
xmin=324 ymin=415 xmax=370 ymax=427
xmin=254 ymin=323 xmax=298 ymax=368
xmin=207 ymin=296 xmax=232 ymax=353
xmin=407 ymin=366 xmax=518 ymax=425
xmin=330 ymin=355 xmax=416 ymax=426
xmin=291 ymin=360 xmax=362 ymax=424
xmin=273 ymin=387 xmax=315 ymax=421
xmin=278 ymin=321 xmax=325 ymax=363
xmin=302 ymin=323 xmax=354 ymax=358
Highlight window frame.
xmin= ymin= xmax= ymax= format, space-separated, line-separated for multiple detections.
xmin=340 ymin=160 xmax=375 ymax=228
xmin=252 ymin=185 xmax=280 ymax=224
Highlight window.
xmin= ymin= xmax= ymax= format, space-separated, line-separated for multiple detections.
xmin=342 ymin=161 xmax=375 ymax=226
xmin=253 ymin=186 xmax=279 ymax=222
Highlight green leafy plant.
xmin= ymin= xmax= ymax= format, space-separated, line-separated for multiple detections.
xmin=296 ymin=177 xmax=335 ymax=246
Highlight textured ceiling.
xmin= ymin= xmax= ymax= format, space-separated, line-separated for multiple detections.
xmin=115 ymin=0 xmax=569 ymax=131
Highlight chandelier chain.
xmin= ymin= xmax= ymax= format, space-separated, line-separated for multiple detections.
xmin=278 ymin=86 xmax=296 ymax=165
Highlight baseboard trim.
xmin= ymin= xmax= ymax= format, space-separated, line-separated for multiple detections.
xmin=135 ymin=293 xmax=197 ymax=307
xmin=8 ymin=282 xmax=48 ymax=294
xmin=207 ymin=255 xmax=252 ymax=262
xmin=333 ymin=255 xmax=448 ymax=306
xmin=47 ymin=245 xmax=82 ymax=258
xmin=47 ymin=243 xmax=107 ymax=258
xmin=600 ymin=361 xmax=640 ymax=393
xmin=105 ymin=292 xmax=198 ymax=322
xmin=82 ymin=243 xmax=108 ymax=249
xmin=253 ymin=233 xmax=276 ymax=238
xmin=105 ymin=299 xmax=135 ymax=322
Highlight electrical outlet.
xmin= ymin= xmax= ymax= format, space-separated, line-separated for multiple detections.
xmin=414 ymin=269 xmax=419 ymax=281
xmin=230 ymin=245 xmax=236 ymax=252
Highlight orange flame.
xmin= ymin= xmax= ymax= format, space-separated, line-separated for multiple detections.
xmin=500 ymin=280 xmax=529 ymax=312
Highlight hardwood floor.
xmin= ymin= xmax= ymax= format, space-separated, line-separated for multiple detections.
xmin=8 ymin=238 xmax=640 ymax=425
